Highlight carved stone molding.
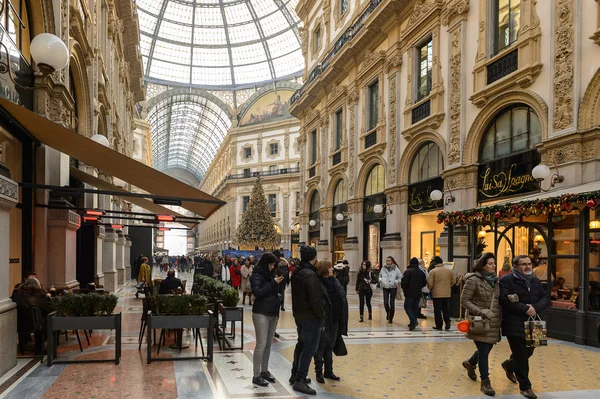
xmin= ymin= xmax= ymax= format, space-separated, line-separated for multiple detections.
xmin=441 ymin=0 xmax=470 ymax=26
xmin=537 ymin=130 xmax=600 ymax=165
xmin=0 ymin=174 xmax=18 ymax=202
xmin=591 ymin=0 xmax=600 ymax=45
xmin=553 ymin=0 xmax=574 ymax=131
xmin=384 ymin=186 xmax=407 ymax=205
xmin=388 ymin=74 xmax=398 ymax=185
xmin=441 ymin=165 xmax=479 ymax=189
xmin=265 ymin=139 xmax=281 ymax=160
xmin=327 ymin=85 xmax=347 ymax=107
xmin=239 ymin=143 xmax=253 ymax=163
xmin=48 ymin=209 xmax=81 ymax=230
xmin=348 ymin=103 xmax=357 ymax=198
xmin=448 ymin=25 xmax=463 ymax=166
xmin=402 ymin=0 xmax=441 ymax=40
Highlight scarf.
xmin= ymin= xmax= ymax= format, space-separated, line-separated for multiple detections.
xmin=512 ymin=267 xmax=534 ymax=284
xmin=481 ymin=270 xmax=497 ymax=288
xmin=384 ymin=263 xmax=396 ymax=270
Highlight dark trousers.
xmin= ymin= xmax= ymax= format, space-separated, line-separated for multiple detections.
xmin=358 ymin=289 xmax=373 ymax=316
xmin=382 ymin=288 xmax=397 ymax=320
xmin=314 ymin=323 xmax=338 ymax=374
xmin=292 ymin=319 xmax=322 ymax=379
xmin=278 ymin=283 xmax=286 ymax=307
xmin=432 ymin=297 xmax=451 ymax=328
xmin=507 ymin=336 xmax=535 ymax=390
xmin=468 ymin=340 xmax=495 ymax=380
xmin=404 ymin=297 xmax=420 ymax=325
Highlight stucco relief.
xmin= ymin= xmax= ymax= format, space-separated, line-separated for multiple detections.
xmin=448 ymin=26 xmax=462 ymax=166
xmin=441 ymin=0 xmax=470 ymax=26
xmin=388 ymin=74 xmax=397 ymax=185
xmin=0 ymin=175 xmax=18 ymax=200
xmin=348 ymin=103 xmax=356 ymax=198
xmin=541 ymin=143 xmax=581 ymax=165
xmin=403 ymin=0 xmax=437 ymax=35
xmin=553 ymin=0 xmax=574 ymax=130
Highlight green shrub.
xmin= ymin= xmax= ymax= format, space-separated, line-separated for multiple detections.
xmin=51 ymin=293 xmax=119 ymax=316
xmin=222 ymin=288 xmax=240 ymax=307
xmin=152 ymin=294 xmax=208 ymax=315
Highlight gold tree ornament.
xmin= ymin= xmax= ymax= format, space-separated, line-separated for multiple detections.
xmin=234 ymin=175 xmax=281 ymax=249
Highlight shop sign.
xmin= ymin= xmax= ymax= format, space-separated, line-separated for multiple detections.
xmin=291 ymin=233 xmax=299 ymax=244
xmin=478 ymin=150 xmax=540 ymax=201
xmin=408 ymin=177 xmax=444 ymax=214
xmin=363 ymin=193 xmax=386 ymax=222
xmin=0 ymin=31 xmax=34 ymax=110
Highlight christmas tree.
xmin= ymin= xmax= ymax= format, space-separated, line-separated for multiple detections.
xmin=235 ymin=176 xmax=281 ymax=249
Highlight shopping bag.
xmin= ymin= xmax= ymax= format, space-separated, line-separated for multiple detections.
xmin=395 ymin=287 xmax=404 ymax=301
xmin=525 ymin=315 xmax=547 ymax=347
xmin=418 ymin=294 xmax=427 ymax=308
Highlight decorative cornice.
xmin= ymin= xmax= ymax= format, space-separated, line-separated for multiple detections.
xmin=441 ymin=0 xmax=470 ymax=26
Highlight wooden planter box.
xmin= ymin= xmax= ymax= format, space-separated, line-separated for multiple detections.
xmin=47 ymin=312 xmax=122 ymax=366
xmin=146 ymin=310 xmax=213 ymax=363
xmin=218 ymin=305 xmax=244 ymax=350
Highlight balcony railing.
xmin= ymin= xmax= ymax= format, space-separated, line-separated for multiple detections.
xmin=291 ymin=0 xmax=384 ymax=105
xmin=412 ymin=99 xmax=431 ymax=124
xmin=487 ymin=49 xmax=518 ymax=85
xmin=364 ymin=131 xmax=377 ymax=149
xmin=226 ymin=167 xmax=300 ymax=180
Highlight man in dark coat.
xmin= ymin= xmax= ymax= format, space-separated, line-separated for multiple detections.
xmin=159 ymin=270 xmax=184 ymax=294
xmin=290 ymin=245 xmax=325 ymax=395
xmin=499 ymin=255 xmax=549 ymax=399
xmin=401 ymin=257 xmax=427 ymax=330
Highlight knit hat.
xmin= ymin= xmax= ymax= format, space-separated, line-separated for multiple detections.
xmin=409 ymin=257 xmax=419 ymax=268
xmin=300 ymin=245 xmax=317 ymax=263
xmin=432 ymin=256 xmax=443 ymax=265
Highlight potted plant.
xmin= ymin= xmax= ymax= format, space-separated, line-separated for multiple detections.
xmin=219 ymin=287 xmax=243 ymax=350
xmin=47 ymin=293 xmax=122 ymax=366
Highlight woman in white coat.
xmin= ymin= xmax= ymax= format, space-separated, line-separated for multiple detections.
xmin=379 ymin=256 xmax=403 ymax=323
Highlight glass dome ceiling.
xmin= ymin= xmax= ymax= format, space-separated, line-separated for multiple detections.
xmin=137 ymin=0 xmax=304 ymax=90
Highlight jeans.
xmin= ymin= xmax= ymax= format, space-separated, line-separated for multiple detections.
xmin=314 ymin=323 xmax=338 ymax=374
xmin=468 ymin=341 xmax=495 ymax=380
xmin=432 ymin=297 xmax=451 ymax=328
xmin=291 ymin=319 xmax=322 ymax=379
xmin=383 ymin=288 xmax=397 ymax=319
xmin=507 ymin=336 xmax=535 ymax=390
xmin=404 ymin=297 xmax=420 ymax=325
xmin=358 ymin=289 xmax=373 ymax=317
xmin=252 ymin=313 xmax=279 ymax=377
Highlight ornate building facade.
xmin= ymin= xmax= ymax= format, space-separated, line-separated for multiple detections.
xmin=196 ymin=88 xmax=302 ymax=256
xmin=0 ymin=0 xmax=145 ymax=376
xmin=290 ymin=0 xmax=600 ymax=345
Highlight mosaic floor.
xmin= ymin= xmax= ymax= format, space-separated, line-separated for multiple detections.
xmin=2 ymin=267 xmax=600 ymax=399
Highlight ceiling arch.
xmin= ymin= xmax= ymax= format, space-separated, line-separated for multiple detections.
xmin=147 ymin=91 xmax=233 ymax=181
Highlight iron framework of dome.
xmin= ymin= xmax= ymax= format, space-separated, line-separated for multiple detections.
xmin=137 ymin=0 xmax=303 ymax=90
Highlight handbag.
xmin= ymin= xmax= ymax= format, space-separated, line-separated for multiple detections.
xmin=369 ymin=271 xmax=377 ymax=291
xmin=525 ymin=315 xmax=548 ymax=348
xmin=333 ymin=335 xmax=347 ymax=356
xmin=395 ymin=287 xmax=404 ymax=301
xmin=466 ymin=287 xmax=497 ymax=334
xmin=245 ymin=278 xmax=252 ymax=291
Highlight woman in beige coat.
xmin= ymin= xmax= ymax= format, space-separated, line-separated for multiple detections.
xmin=241 ymin=258 xmax=254 ymax=305
xmin=461 ymin=252 xmax=501 ymax=397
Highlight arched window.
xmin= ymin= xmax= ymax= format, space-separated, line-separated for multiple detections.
xmin=333 ymin=180 xmax=346 ymax=205
xmin=480 ymin=105 xmax=542 ymax=163
xmin=365 ymin=164 xmax=385 ymax=196
xmin=1 ymin=0 xmax=31 ymax=62
xmin=310 ymin=191 xmax=320 ymax=213
xmin=409 ymin=142 xmax=443 ymax=183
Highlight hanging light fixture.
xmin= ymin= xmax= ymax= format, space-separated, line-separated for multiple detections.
xmin=590 ymin=219 xmax=600 ymax=229
xmin=532 ymin=158 xmax=564 ymax=192
xmin=309 ymin=219 xmax=316 ymax=227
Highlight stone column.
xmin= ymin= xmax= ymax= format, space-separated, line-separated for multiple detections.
xmin=103 ymin=228 xmax=118 ymax=292
xmin=317 ymin=207 xmax=332 ymax=260
xmin=0 ymin=175 xmax=18 ymax=377
xmin=47 ymin=207 xmax=81 ymax=290
xmin=381 ymin=187 xmax=405 ymax=268
xmin=344 ymin=199 xmax=363 ymax=286
xmin=124 ymin=235 xmax=132 ymax=281
xmin=115 ymin=231 xmax=126 ymax=285
xmin=94 ymin=225 xmax=105 ymax=287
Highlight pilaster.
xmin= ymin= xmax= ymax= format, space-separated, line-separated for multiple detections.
xmin=103 ymin=228 xmax=118 ymax=292
xmin=47 ymin=207 xmax=81 ymax=290
xmin=94 ymin=225 xmax=105 ymax=287
xmin=0 ymin=174 xmax=18 ymax=377
xmin=125 ymin=235 xmax=132 ymax=280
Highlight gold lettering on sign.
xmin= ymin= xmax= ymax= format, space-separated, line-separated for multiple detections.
xmin=409 ymin=186 xmax=440 ymax=212
xmin=479 ymin=164 xmax=535 ymax=198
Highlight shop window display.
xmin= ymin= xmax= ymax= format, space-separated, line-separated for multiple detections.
xmin=588 ymin=209 xmax=600 ymax=312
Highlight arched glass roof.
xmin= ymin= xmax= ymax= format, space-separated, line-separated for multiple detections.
xmin=148 ymin=92 xmax=232 ymax=180
xmin=137 ymin=0 xmax=303 ymax=90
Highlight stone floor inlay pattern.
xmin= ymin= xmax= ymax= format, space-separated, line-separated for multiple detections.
xmin=3 ymin=267 xmax=600 ymax=399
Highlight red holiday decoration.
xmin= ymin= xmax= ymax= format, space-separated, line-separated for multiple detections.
xmin=587 ymin=199 xmax=596 ymax=208
xmin=495 ymin=211 xmax=501 ymax=219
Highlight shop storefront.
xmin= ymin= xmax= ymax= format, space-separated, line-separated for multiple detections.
xmin=439 ymin=105 xmax=600 ymax=347
xmin=331 ymin=179 xmax=348 ymax=262
xmin=362 ymin=164 xmax=386 ymax=267
xmin=407 ymin=142 xmax=444 ymax=268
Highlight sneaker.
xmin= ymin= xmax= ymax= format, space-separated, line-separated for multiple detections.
xmin=252 ymin=376 xmax=269 ymax=387
xmin=260 ymin=371 xmax=276 ymax=383
xmin=293 ymin=380 xmax=316 ymax=395
xmin=501 ymin=359 xmax=517 ymax=383
xmin=462 ymin=360 xmax=477 ymax=381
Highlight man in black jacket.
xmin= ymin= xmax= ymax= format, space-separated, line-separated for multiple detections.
xmin=401 ymin=257 xmax=427 ymax=330
xmin=499 ymin=255 xmax=549 ymax=399
xmin=159 ymin=270 xmax=184 ymax=294
xmin=290 ymin=245 xmax=324 ymax=395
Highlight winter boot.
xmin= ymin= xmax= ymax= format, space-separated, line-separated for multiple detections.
xmin=368 ymin=312 xmax=372 ymax=320
xmin=359 ymin=314 xmax=364 ymax=322
xmin=480 ymin=378 xmax=495 ymax=396
xmin=462 ymin=360 xmax=477 ymax=381
xmin=315 ymin=370 xmax=324 ymax=383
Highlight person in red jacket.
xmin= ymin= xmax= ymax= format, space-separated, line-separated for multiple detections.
xmin=230 ymin=258 xmax=242 ymax=289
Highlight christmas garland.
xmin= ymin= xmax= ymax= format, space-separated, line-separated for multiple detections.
xmin=437 ymin=190 xmax=600 ymax=226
